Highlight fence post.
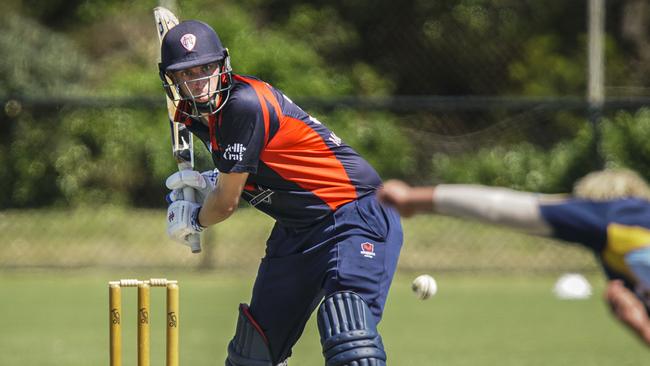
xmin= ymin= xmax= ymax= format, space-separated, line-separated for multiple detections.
xmin=588 ymin=0 xmax=606 ymax=168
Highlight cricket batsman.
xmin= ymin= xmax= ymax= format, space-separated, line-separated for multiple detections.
xmin=159 ymin=20 xmax=403 ymax=365
xmin=378 ymin=169 xmax=650 ymax=347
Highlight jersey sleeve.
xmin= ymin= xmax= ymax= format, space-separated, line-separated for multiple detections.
xmin=538 ymin=199 xmax=608 ymax=249
xmin=215 ymin=93 xmax=266 ymax=174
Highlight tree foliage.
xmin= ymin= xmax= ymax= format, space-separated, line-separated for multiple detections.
xmin=431 ymin=126 xmax=597 ymax=193
xmin=601 ymin=109 xmax=650 ymax=179
xmin=1 ymin=1 xmax=649 ymax=207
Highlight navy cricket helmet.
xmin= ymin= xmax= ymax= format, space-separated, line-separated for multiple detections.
xmin=159 ymin=20 xmax=233 ymax=118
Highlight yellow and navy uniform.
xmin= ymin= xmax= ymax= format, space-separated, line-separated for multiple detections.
xmin=540 ymin=198 xmax=650 ymax=292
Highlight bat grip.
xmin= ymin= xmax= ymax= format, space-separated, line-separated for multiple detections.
xmin=182 ymin=185 xmax=202 ymax=254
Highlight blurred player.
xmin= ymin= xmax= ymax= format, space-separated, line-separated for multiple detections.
xmin=159 ymin=20 xmax=402 ymax=365
xmin=378 ymin=169 xmax=650 ymax=347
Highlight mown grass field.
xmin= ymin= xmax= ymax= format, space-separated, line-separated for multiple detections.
xmin=0 ymin=270 xmax=647 ymax=365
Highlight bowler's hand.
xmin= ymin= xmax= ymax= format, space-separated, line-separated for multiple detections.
xmin=377 ymin=180 xmax=435 ymax=217
xmin=378 ymin=180 xmax=417 ymax=217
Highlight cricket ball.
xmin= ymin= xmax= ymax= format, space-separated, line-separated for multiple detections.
xmin=412 ymin=274 xmax=437 ymax=300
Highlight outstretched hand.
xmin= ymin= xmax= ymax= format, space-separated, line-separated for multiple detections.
xmin=377 ymin=180 xmax=434 ymax=217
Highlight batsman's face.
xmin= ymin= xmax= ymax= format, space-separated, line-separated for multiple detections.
xmin=173 ymin=63 xmax=220 ymax=103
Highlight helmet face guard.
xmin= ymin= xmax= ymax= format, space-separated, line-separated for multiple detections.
xmin=160 ymin=55 xmax=233 ymax=119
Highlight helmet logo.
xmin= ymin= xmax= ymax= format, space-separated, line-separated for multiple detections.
xmin=180 ymin=34 xmax=196 ymax=51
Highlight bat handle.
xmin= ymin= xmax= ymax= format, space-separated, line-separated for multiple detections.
xmin=187 ymin=234 xmax=202 ymax=254
xmin=182 ymin=185 xmax=202 ymax=254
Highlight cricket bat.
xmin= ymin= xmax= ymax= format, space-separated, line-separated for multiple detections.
xmin=154 ymin=6 xmax=202 ymax=253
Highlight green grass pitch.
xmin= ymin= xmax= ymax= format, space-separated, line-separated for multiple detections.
xmin=0 ymin=271 xmax=647 ymax=365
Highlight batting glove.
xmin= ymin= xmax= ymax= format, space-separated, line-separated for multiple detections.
xmin=165 ymin=169 xmax=219 ymax=204
xmin=166 ymin=200 xmax=204 ymax=246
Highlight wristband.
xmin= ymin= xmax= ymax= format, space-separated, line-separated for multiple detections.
xmin=190 ymin=205 xmax=205 ymax=232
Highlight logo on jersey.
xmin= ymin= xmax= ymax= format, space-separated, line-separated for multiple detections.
xmin=249 ymin=189 xmax=274 ymax=206
xmin=167 ymin=211 xmax=175 ymax=222
xmin=329 ymin=132 xmax=342 ymax=146
xmin=223 ymin=143 xmax=246 ymax=161
xmin=360 ymin=242 xmax=376 ymax=258
xmin=180 ymin=34 xmax=196 ymax=51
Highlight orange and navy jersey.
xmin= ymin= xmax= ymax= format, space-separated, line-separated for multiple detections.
xmin=186 ymin=75 xmax=382 ymax=227
xmin=539 ymin=198 xmax=650 ymax=288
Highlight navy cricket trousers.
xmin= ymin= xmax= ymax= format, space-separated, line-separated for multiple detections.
xmin=245 ymin=193 xmax=403 ymax=363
